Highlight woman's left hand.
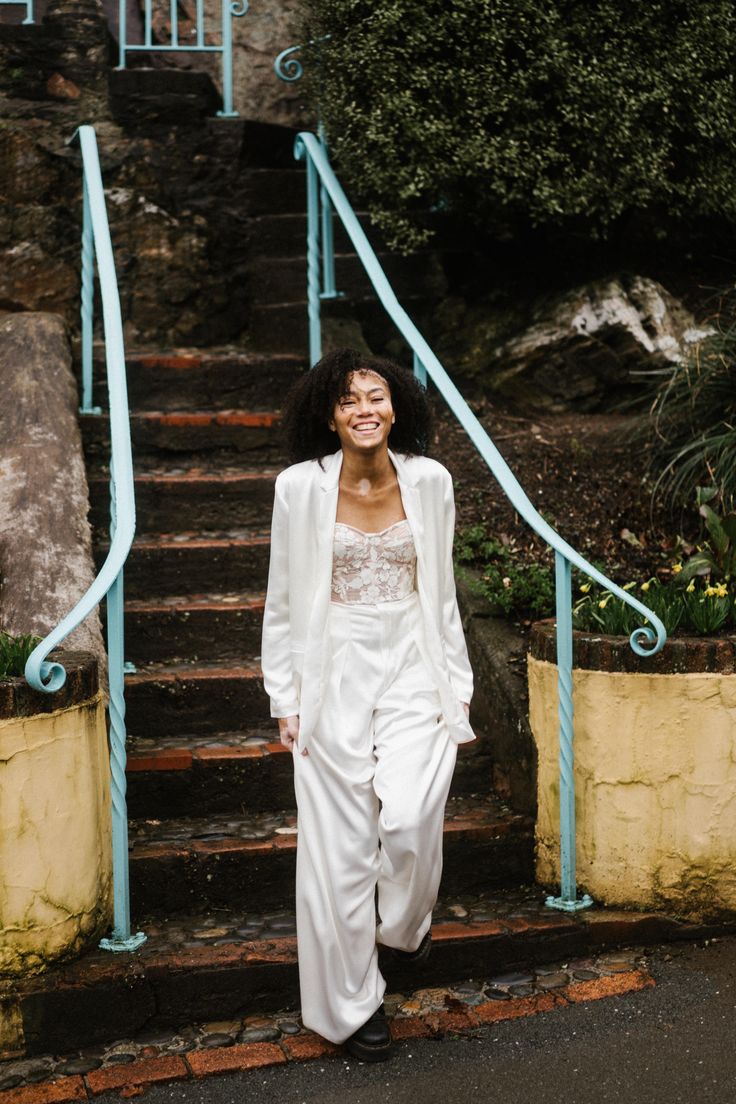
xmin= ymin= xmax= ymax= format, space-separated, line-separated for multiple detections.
xmin=461 ymin=701 xmax=470 ymax=719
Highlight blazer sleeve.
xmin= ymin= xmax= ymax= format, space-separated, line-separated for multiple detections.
xmin=261 ymin=472 xmax=300 ymax=718
xmin=441 ymin=468 xmax=474 ymax=704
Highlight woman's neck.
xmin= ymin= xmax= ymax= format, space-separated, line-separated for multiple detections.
xmin=339 ymin=446 xmax=395 ymax=490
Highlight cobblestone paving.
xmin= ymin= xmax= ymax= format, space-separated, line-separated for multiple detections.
xmin=128 ymin=793 xmax=525 ymax=850
xmin=48 ymin=885 xmax=558 ymax=954
xmin=0 ymin=947 xmax=648 ymax=1091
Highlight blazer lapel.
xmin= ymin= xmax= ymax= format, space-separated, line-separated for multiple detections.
xmin=299 ymin=451 xmax=342 ymax=737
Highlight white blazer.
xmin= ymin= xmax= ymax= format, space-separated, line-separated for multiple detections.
xmin=260 ymin=447 xmax=475 ymax=751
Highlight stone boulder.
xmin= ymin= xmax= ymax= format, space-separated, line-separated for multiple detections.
xmin=435 ymin=275 xmax=713 ymax=413
xmin=0 ymin=312 xmax=107 ymax=694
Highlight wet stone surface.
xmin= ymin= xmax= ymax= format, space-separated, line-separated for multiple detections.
xmin=0 ymin=945 xmax=647 ymax=1089
xmin=128 ymin=793 xmax=521 ymax=852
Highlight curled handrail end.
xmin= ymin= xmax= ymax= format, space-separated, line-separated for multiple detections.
xmin=275 ymin=43 xmax=304 ymax=83
xmin=629 ymin=623 xmax=667 ymax=658
xmin=294 ymin=134 xmax=307 ymax=162
xmin=25 ymin=655 xmax=67 ymax=694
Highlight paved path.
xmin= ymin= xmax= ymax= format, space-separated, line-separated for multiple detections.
xmin=99 ymin=935 xmax=736 ymax=1104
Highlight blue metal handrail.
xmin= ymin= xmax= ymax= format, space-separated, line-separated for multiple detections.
xmin=294 ymin=130 xmax=668 ymax=912
xmin=0 ymin=0 xmax=33 ymax=22
xmin=117 ymin=0 xmax=248 ymax=117
xmin=24 ymin=125 xmax=145 ymax=953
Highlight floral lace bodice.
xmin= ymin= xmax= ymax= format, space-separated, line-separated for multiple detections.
xmin=331 ymin=519 xmax=417 ymax=604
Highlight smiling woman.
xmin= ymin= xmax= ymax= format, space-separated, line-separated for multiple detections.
xmin=261 ymin=347 xmax=474 ymax=1060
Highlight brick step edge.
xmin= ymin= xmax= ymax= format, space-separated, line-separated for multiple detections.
xmin=0 ymin=968 xmax=656 ymax=1101
xmin=4 ymin=907 xmax=732 ymax=1061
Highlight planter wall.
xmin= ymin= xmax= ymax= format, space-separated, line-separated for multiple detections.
xmin=0 ymin=652 xmax=112 ymax=980
xmin=528 ymin=621 xmax=736 ymax=918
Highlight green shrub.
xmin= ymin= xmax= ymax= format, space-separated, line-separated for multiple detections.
xmin=302 ymin=0 xmax=736 ymax=252
xmin=0 ymin=631 xmax=42 ymax=680
xmin=455 ymin=525 xmax=555 ymax=619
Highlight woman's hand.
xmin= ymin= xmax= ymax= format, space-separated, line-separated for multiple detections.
xmin=461 ymin=701 xmax=470 ymax=719
xmin=278 ymin=715 xmax=307 ymax=755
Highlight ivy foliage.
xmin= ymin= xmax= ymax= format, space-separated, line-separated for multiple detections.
xmin=302 ymin=0 xmax=736 ymax=251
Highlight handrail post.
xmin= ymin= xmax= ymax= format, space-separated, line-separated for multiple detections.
xmin=217 ymin=0 xmax=238 ymax=117
xmin=99 ymin=458 xmax=139 ymax=949
xmin=305 ymin=149 xmax=322 ymax=366
xmin=546 ymin=552 xmax=593 ymax=912
xmin=118 ymin=0 xmax=126 ymax=68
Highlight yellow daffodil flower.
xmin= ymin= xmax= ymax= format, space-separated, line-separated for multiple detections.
xmin=623 ymin=581 xmax=636 ymax=591
xmin=686 ymin=581 xmax=695 ymax=593
xmin=641 ymin=581 xmax=651 ymax=592
xmin=580 ymin=583 xmax=591 ymax=593
xmin=671 ymin=563 xmax=683 ymax=574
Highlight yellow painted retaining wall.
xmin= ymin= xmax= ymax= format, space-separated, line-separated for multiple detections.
xmin=0 ymin=688 xmax=113 ymax=976
xmin=529 ymin=656 xmax=736 ymax=916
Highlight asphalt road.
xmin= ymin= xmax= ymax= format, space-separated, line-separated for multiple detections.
xmin=101 ymin=935 xmax=736 ymax=1104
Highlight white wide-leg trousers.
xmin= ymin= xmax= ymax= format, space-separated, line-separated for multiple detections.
xmin=292 ymin=590 xmax=458 ymax=1045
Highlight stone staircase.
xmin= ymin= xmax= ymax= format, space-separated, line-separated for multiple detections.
xmin=1 ymin=52 xmax=722 ymax=1064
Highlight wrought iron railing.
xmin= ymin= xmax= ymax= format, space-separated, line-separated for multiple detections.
xmin=293 ymin=130 xmax=668 ymax=912
xmin=0 ymin=0 xmax=33 ymax=22
xmin=24 ymin=125 xmax=144 ymax=952
xmin=118 ymin=0 xmax=248 ymax=117
xmin=274 ymin=39 xmax=340 ymax=302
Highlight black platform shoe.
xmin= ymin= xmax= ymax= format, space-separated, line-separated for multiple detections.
xmin=344 ymin=1003 xmax=394 ymax=1062
xmin=391 ymin=931 xmax=432 ymax=965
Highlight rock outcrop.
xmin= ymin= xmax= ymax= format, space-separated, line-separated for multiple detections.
xmin=434 ymin=275 xmax=713 ymax=413
xmin=0 ymin=312 xmax=106 ymax=690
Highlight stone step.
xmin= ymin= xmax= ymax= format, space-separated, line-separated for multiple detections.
xmin=108 ymin=591 xmax=265 ymax=665
xmin=81 ymin=350 xmax=305 ymax=412
xmin=127 ymin=796 xmax=535 ymax=917
xmin=242 ymin=168 xmax=306 ymax=216
xmin=124 ymin=660 xmax=268 ymax=738
xmin=247 ymin=252 xmax=447 ymax=307
xmin=80 ymin=410 xmax=285 ymax=461
xmin=245 ymin=212 xmax=386 ymax=258
xmin=88 ymin=466 xmax=277 ymax=534
xmin=109 ymin=67 xmax=222 ymax=127
xmin=248 ymin=294 xmax=434 ymax=354
xmin=125 ymin=732 xmax=295 ymax=818
xmin=94 ymin=529 xmax=272 ymax=599
xmin=124 ymin=728 xmax=494 ymax=819
xmin=6 ymin=888 xmax=719 ymax=1059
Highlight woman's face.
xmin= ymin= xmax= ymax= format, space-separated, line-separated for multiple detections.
xmin=329 ymin=370 xmax=395 ymax=454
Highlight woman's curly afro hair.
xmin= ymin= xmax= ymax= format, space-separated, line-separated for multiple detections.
xmin=281 ymin=347 xmax=433 ymax=465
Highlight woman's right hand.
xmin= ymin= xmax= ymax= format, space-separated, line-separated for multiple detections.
xmin=278 ymin=715 xmax=306 ymax=755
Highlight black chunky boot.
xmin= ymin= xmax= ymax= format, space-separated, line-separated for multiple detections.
xmin=344 ymin=1003 xmax=394 ymax=1062
xmin=391 ymin=930 xmax=432 ymax=964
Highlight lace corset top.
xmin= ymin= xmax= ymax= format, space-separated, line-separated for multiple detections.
xmin=331 ymin=519 xmax=417 ymax=604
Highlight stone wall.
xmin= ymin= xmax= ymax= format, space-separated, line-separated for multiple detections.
xmin=0 ymin=313 xmax=106 ymax=689
xmin=528 ymin=625 xmax=736 ymax=918
xmin=0 ymin=654 xmax=112 ymax=982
